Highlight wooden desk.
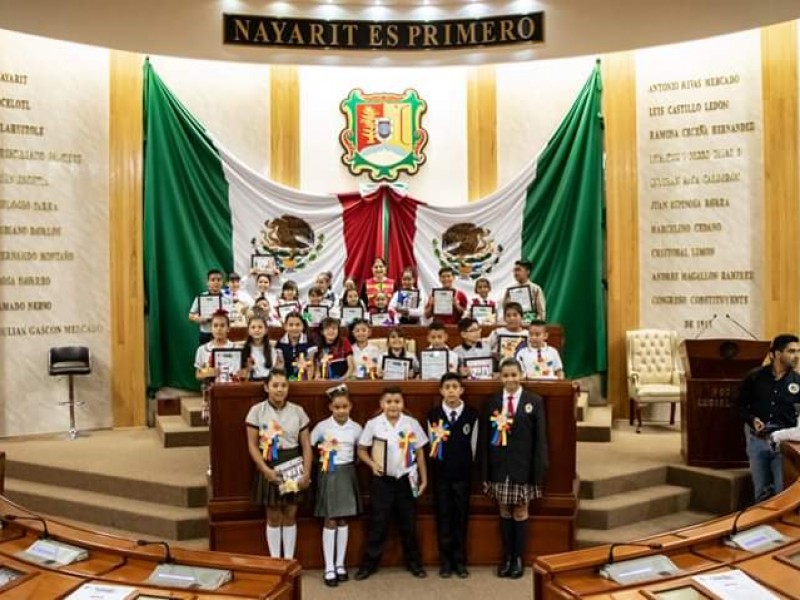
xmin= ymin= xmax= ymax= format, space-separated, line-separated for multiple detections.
xmin=208 ymin=380 xmax=578 ymax=567
xmin=0 ymin=494 xmax=301 ymax=599
xmin=228 ymin=323 xmax=565 ymax=354
xmin=533 ymin=441 xmax=800 ymax=599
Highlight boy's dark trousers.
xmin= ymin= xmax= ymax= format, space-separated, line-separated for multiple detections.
xmin=361 ymin=475 xmax=421 ymax=568
xmin=434 ymin=477 xmax=470 ymax=568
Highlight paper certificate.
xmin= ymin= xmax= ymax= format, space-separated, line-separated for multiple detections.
xmin=305 ymin=305 xmax=329 ymax=326
xmin=371 ymin=312 xmax=391 ymax=326
xmin=432 ymin=288 xmax=455 ymax=316
xmin=398 ymin=289 xmax=420 ymax=309
xmin=274 ymin=456 xmax=305 ymax=495
xmin=220 ymin=295 xmax=235 ymax=316
xmin=464 ymin=357 xmax=494 ymax=380
xmin=371 ymin=437 xmax=388 ymax=474
xmin=382 ymin=356 xmax=412 ymax=380
xmin=341 ymin=306 xmax=364 ymax=325
xmin=507 ymin=285 xmax=534 ymax=314
xmin=277 ymin=303 xmax=298 ymax=321
xmin=251 ymin=254 xmax=277 ymax=274
xmin=211 ymin=348 xmax=243 ymax=382
xmin=498 ymin=335 xmax=527 ymax=359
xmin=471 ymin=305 xmax=495 ymax=324
xmin=420 ymin=349 xmax=449 ymax=380
xmin=198 ymin=294 xmax=222 ymax=319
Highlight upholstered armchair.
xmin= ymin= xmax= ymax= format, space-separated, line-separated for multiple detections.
xmin=626 ymin=329 xmax=682 ymax=433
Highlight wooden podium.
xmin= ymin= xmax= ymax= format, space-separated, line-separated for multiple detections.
xmin=681 ymin=338 xmax=769 ymax=468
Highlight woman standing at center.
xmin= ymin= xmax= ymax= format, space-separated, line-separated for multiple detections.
xmin=246 ymin=369 xmax=313 ymax=560
xmin=362 ymin=257 xmax=396 ymax=310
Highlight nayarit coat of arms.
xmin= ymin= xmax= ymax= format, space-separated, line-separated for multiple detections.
xmin=339 ymin=88 xmax=428 ymax=181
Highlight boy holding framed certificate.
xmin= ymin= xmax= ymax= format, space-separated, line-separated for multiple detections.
xmin=502 ymin=260 xmax=546 ymax=324
xmin=453 ymin=318 xmax=494 ymax=380
xmin=188 ymin=269 xmax=225 ymax=345
xmin=515 ymin=320 xmax=564 ymax=380
xmin=424 ymin=267 xmax=468 ymax=325
xmin=419 ymin=322 xmax=459 ymax=380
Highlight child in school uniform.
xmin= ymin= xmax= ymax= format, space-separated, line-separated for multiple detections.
xmin=245 ymin=369 xmax=313 ymax=560
xmin=424 ymin=267 xmax=468 ymax=326
xmin=502 ymin=260 xmax=546 ymax=323
xmin=379 ymin=328 xmax=419 ymax=379
xmin=340 ymin=287 xmax=367 ymax=326
xmin=515 ymin=320 xmax=564 ymax=380
xmin=486 ymin=302 xmax=530 ymax=360
xmin=356 ymin=386 xmax=429 ymax=580
xmin=311 ymin=385 xmax=363 ymax=587
xmin=275 ymin=312 xmax=317 ymax=381
xmin=240 ymin=315 xmax=284 ymax=381
xmin=188 ymin=268 xmax=225 ymax=345
xmin=389 ymin=267 xmax=425 ymax=325
xmin=315 ymin=317 xmax=355 ymax=380
xmin=350 ymin=319 xmax=382 ymax=380
xmin=483 ymin=359 xmax=548 ymax=579
xmin=452 ymin=317 xmax=493 ymax=379
xmin=469 ymin=277 xmax=498 ymax=324
xmin=419 ymin=322 xmax=459 ymax=379
xmin=427 ymin=373 xmax=479 ymax=578
xmin=368 ymin=292 xmax=397 ymax=326
xmin=315 ymin=271 xmax=340 ymax=313
xmin=276 ymin=280 xmax=302 ymax=322
xmin=194 ymin=310 xmax=236 ymax=383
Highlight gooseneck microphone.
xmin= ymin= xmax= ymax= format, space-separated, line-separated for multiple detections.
xmin=724 ymin=314 xmax=759 ymax=341
xmin=3 ymin=514 xmax=50 ymax=539
xmin=136 ymin=539 xmax=175 ymax=564
xmin=606 ymin=542 xmax=664 ymax=565
xmin=693 ymin=314 xmax=718 ymax=339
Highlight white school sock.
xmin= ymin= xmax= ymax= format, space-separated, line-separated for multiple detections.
xmin=282 ymin=525 xmax=297 ymax=559
xmin=266 ymin=525 xmax=282 ymax=558
xmin=322 ymin=527 xmax=336 ymax=574
xmin=336 ymin=524 xmax=349 ymax=571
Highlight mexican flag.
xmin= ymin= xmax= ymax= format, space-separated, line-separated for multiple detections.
xmin=144 ymin=60 xmax=605 ymax=391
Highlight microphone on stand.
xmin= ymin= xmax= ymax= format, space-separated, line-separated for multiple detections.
xmin=136 ymin=539 xmax=175 ymax=564
xmin=3 ymin=514 xmax=50 ymax=539
xmin=605 ymin=542 xmax=664 ymax=565
xmin=693 ymin=314 xmax=718 ymax=339
xmin=724 ymin=314 xmax=759 ymax=341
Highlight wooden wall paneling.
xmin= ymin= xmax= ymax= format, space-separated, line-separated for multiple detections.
xmin=761 ymin=22 xmax=800 ymax=337
xmin=108 ymin=51 xmax=146 ymax=427
xmin=467 ymin=65 xmax=498 ymax=201
xmin=602 ymin=52 xmax=640 ymax=418
xmin=269 ymin=66 xmax=300 ymax=188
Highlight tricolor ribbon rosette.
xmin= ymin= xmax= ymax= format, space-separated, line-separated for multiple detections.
xmin=490 ymin=410 xmax=513 ymax=447
xmin=259 ymin=420 xmax=283 ymax=461
xmin=361 ymin=355 xmax=376 ymax=380
xmin=398 ymin=430 xmax=417 ymax=467
xmin=319 ymin=436 xmax=339 ymax=473
xmin=319 ymin=352 xmax=332 ymax=380
xmin=428 ymin=419 xmax=451 ymax=460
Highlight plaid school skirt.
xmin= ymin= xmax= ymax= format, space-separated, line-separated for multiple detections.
xmin=314 ymin=463 xmax=361 ymax=519
xmin=484 ymin=478 xmax=543 ymax=505
xmin=251 ymin=447 xmax=307 ymax=508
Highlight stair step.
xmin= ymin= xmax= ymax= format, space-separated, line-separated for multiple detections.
xmin=576 ymin=391 xmax=589 ymax=422
xmin=578 ymin=484 xmax=691 ymax=530
xmin=5 ymin=478 xmax=208 ymax=540
xmin=4 ymin=459 xmax=206 ymax=508
xmin=156 ymin=415 xmax=209 ymax=448
xmin=180 ymin=396 xmax=206 ymax=428
xmin=579 ymin=466 xmax=667 ymax=500
xmin=576 ymin=510 xmax=716 ymax=547
xmin=577 ymin=405 xmax=612 ymax=443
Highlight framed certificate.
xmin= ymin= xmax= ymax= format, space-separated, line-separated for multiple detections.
xmin=464 ymin=357 xmax=494 ymax=380
xmin=471 ymin=305 xmax=495 ymax=324
xmin=507 ymin=285 xmax=534 ymax=314
xmin=305 ymin=305 xmax=329 ymax=326
xmin=370 ymin=312 xmax=391 ymax=326
xmin=341 ymin=306 xmax=364 ymax=325
xmin=251 ymin=253 xmax=277 ymax=274
xmin=432 ymin=288 xmax=455 ymax=316
xmin=398 ymin=289 xmax=420 ymax=309
xmin=371 ymin=437 xmax=388 ymax=474
xmin=198 ymin=294 xmax=221 ymax=319
xmin=211 ymin=348 xmax=243 ymax=382
xmin=382 ymin=356 xmax=412 ymax=380
xmin=420 ymin=349 xmax=450 ymax=380
xmin=497 ymin=335 xmax=527 ymax=359
xmin=220 ymin=295 xmax=235 ymax=316
xmin=277 ymin=303 xmax=298 ymax=321
xmin=273 ymin=456 xmax=305 ymax=495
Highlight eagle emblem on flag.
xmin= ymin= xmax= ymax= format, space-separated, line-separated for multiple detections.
xmin=432 ymin=222 xmax=504 ymax=280
xmin=251 ymin=215 xmax=324 ymax=274
xmin=339 ymin=89 xmax=428 ymax=182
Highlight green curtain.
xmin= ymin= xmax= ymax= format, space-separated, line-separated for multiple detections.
xmin=143 ymin=60 xmax=234 ymax=392
xmin=522 ymin=62 xmax=606 ymax=378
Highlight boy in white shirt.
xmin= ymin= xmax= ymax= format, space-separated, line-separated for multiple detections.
xmin=515 ymin=320 xmax=564 ymax=379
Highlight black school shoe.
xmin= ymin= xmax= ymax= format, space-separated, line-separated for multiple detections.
xmin=497 ymin=556 xmax=513 ymax=578
xmin=509 ymin=557 xmax=524 ymax=579
xmin=336 ymin=567 xmax=349 ymax=582
xmin=438 ymin=562 xmax=452 ymax=578
xmin=355 ymin=565 xmax=377 ymax=581
xmin=454 ymin=563 xmax=470 ymax=578
xmin=324 ymin=572 xmax=338 ymax=587
xmin=408 ymin=563 xmax=427 ymax=578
